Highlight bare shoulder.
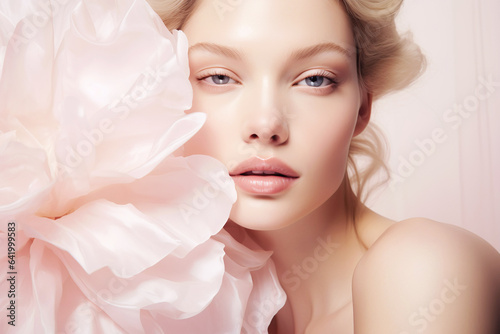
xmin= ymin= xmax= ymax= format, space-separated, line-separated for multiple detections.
xmin=352 ymin=218 xmax=500 ymax=334
xmin=358 ymin=217 xmax=500 ymax=269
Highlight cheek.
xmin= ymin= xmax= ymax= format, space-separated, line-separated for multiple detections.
xmin=314 ymin=124 xmax=353 ymax=195
xmin=295 ymin=100 xmax=358 ymax=196
xmin=318 ymin=112 xmax=356 ymax=170
xmin=182 ymin=117 xmax=216 ymax=156
xmin=182 ymin=91 xmax=230 ymax=157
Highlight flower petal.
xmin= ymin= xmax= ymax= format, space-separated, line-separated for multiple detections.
xmin=0 ymin=133 xmax=53 ymax=219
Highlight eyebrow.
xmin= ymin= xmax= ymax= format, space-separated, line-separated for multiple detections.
xmin=188 ymin=42 xmax=352 ymax=61
xmin=189 ymin=42 xmax=243 ymax=60
xmin=290 ymin=42 xmax=352 ymax=60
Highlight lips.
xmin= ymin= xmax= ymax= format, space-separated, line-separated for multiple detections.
xmin=229 ymin=157 xmax=299 ymax=195
xmin=229 ymin=157 xmax=299 ymax=178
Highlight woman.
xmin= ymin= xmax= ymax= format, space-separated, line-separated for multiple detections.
xmin=1 ymin=0 xmax=498 ymax=333
xmin=149 ymin=0 xmax=500 ymax=333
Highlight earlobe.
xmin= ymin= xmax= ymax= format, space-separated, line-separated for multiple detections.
xmin=353 ymin=92 xmax=372 ymax=137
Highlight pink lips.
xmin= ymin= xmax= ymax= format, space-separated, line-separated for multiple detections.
xmin=229 ymin=157 xmax=299 ymax=195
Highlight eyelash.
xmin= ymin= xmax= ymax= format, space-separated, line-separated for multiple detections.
xmin=195 ymin=69 xmax=339 ymax=89
xmin=196 ymin=70 xmax=240 ymax=85
xmin=294 ymin=70 xmax=339 ymax=89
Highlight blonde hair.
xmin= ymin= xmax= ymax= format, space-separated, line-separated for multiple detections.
xmin=148 ymin=0 xmax=426 ymax=216
xmin=147 ymin=0 xmax=198 ymax=29
xmin=341 ymin=0 xmax=425 ymax=220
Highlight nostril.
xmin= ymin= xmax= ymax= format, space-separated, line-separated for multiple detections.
xmin=250 ymin=134 xmax=258 ymax=139
xmin=271 ymin=134 xmax=279 ymax=142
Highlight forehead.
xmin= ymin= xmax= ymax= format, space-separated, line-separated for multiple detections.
xmin=182 ymin=0 xmax=356 ymax=54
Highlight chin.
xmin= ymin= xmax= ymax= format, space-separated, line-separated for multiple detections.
xmin=227 ymin=177 xmax=345 ymax=232
xmin=228 ymin=201 xmax=297 ymax=231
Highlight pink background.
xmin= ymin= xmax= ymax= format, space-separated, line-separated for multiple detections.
xmin=370 ymin=0 xmax=500 ymax=251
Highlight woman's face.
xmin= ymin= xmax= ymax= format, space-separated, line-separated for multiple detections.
xmin=182 ymin=0 xmax=370 ymax=230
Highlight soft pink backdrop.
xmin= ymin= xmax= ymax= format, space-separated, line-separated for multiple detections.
xmin=369 ymin=0 xmax=500 ymax=251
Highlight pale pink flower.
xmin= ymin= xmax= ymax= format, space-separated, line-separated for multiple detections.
xmin=0 ymin=0 xmax=284 ymax=333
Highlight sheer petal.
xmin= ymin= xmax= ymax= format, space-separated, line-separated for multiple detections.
xmin=0 ymin=133 xmax=53 ymax=218
xmin=0 ymin=0 xmax=285 ymax=333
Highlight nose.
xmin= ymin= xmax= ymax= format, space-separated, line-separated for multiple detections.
xmin=243 ymin=109 xmax=289 ymax=145
xmin=242 ymin=85 xmax=289 ymax=146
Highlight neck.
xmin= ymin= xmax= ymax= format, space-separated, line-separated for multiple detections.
xmin=247 ymin=187 xmax=350 ymax=272
xmin=245 ymin=183 xmax=367 ymax=333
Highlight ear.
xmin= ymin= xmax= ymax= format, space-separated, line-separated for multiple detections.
xmin=353 ymin=91 xmax=372 ymax=137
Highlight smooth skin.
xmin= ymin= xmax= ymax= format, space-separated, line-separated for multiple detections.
xmin=181 ymin=0 xmax=500 ymax=333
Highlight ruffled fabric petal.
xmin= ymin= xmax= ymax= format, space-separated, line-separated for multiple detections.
xmin=0 ymin=0 xmax=285 ymax=333
xmin=0 ymin=133 xmax=53 ymax=217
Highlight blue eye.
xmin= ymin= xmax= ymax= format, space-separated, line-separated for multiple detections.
xmin=307 ymin=76 xmax=324 ymax=87
xmin=210 ymin=74 xmax=231 ymax=85
xmin=199 ymin=73 xmax=238 ymax=85
xmin=298 ymin=75 xmax=333 ymax=87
